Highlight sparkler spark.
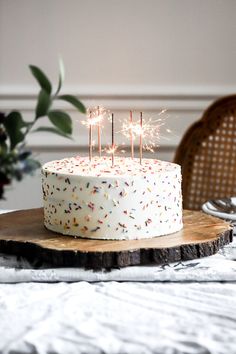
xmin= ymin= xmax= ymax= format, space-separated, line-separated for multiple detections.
xmin=82 ymin=106 xmax=109 ymax=127
xmin=82 ymin=105 xmax=110 ymax=160
xmin=106 ymin=145 xmax=118 ymax=155
xmin=119 ymin=110 xmax=167 ymax=153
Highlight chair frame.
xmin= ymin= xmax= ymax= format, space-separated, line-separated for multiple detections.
xmin=174 ymin=94 xmax=236 ymax=210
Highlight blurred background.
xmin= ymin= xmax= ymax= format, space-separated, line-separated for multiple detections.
xmin=0 ymin=0 xmax=236 ymax=209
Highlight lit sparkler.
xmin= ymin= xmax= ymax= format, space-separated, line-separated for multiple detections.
xmin=106 ymin=113 xmax=116 ymax=166
xmin=120 ymin=109 xmax=166 ymax=157
xmin=97 ymin=106 xmax=101 ymax=157
xmin=82 ymin=106 xmax=109 ymax=159
xmin=112 ymin=113 xmax=114 ymax=166
xmin=139 ymin=112 xmax=143 ymax=164
xmin=130 ymin=111 xmax=134 ymax=159
xmin=106 ymin=145 xmax=118 ymax=155
xmin=82 ymin=108 xmax=104 ymax=127
xmin=89 ymin=110 xmax=92 ymax=162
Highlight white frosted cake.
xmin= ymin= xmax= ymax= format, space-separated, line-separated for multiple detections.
xmin=42 ymin=156 xmax=183 ymax=240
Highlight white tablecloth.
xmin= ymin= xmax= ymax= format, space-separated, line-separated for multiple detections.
xmin=0 ymin=282 xmax=236 ymax=354
xmin=0 ymin=210 xmax=236 ymax=353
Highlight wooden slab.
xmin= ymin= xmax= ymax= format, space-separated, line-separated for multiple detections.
xmin=0 ymin=208 xmax=233 ymax=269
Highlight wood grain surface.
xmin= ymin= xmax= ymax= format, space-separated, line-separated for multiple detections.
xmin=0 ymin=208 xmax=232 ymax=268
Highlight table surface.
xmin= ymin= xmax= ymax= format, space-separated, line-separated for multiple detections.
xmin=0 ymin=210 xmax=236 ymax=354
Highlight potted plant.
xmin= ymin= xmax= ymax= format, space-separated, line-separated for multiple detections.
xmin=0 ymin=61 xmax=86 ymax=199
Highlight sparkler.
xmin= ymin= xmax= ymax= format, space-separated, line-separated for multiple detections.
xmin=105 ymin=113 xmax=117 ymax=166
xmin=89 ymin=110 xmax=92 ymax=162
xmin=120 ymin=109 xmax=166 ymax=156
xmin=97 ymin=106 xmax=102 ymax=157
xmin=139 ymin=112 xmax=143 ymax=165
xmin=112 ymin=113 xmax=115 ymax=166
xmin=82 ymin=107 xmax=105 ymax=127
xmin=130 ymin=111 xmax=134 ymax=159
xmin=83 ymin=107 xmax=167 ymax=164
xmin=106 ymin=144 xmax=118 ymax=162
xmin=82 ymin=106 xmax=108 ymax=159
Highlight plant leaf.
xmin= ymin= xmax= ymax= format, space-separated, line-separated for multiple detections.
xmin=58 ymin=95 xmax=86 ymax=114
xmin=36 ymin=89 xmax=51 ymax=118
xmin=4 ymin=111 xmax=28 ymax=149
xmin=33 ymin=126 xmax=72 ymax=139
xmin=0 ymin=140 xmax=8 ymax=155
xmin=48 ymin=110 xmax=72 ymax=135
xmin=29 ymin=65 xmax=52 ymax=94
xmin=55 ymin=57 xmax=65 ymax=96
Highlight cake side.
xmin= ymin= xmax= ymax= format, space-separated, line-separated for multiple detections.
xmin=42 ymin=156 xmax=183 ymax=240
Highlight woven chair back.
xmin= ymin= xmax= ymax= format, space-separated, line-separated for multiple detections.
xmin=174 ymin=95 xmax=236 ymax=210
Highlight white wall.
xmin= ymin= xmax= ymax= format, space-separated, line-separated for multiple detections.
xmin=1 ymin=0 xmax=236 ymax=209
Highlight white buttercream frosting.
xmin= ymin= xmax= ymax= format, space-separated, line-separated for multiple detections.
xmin=42 ymin=156 xmax=183 ymax=240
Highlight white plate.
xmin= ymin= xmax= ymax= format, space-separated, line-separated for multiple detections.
xmin=202 ymin=197 xmax=236 ymax=221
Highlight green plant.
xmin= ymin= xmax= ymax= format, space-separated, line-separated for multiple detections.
xmin=0 ymin=61 xmax=86 ymax=199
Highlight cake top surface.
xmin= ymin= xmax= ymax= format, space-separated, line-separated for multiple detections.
xmin=42 ymin=156 xmax=180 ymax=178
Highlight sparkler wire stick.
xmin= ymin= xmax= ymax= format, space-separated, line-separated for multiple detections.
xmin=112 ymin=113 xmax=115 ymax=166
xmin=130 ymin=110 xmax=134 ymax=159
xmin=97 ymin=106 xmax=101 ymax=157
xmin=139 ymin=112 xmax=143 ymax=165
xmin=89 ymin=110 xmax=92 ymax=162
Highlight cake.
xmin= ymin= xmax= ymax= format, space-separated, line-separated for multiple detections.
xmin=42 ymin=156 xmax=183 ymax=240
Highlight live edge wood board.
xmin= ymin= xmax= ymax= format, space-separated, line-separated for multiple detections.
xmin=0 ymin=208 xmax=233 ymax=269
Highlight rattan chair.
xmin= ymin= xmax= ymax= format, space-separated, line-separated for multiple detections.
xmin=173 ymin=94 xmax=236 ymax=210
